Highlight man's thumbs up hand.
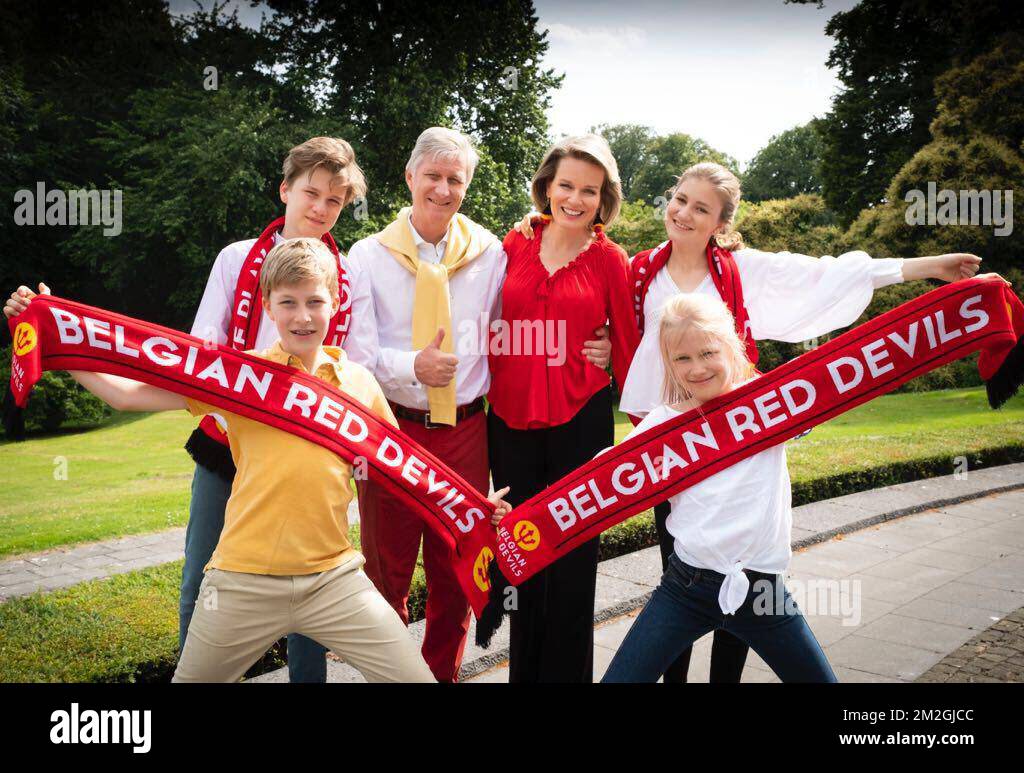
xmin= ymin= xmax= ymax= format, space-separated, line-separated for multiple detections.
xmin=414 ymin=327 xmax=459 ymax=387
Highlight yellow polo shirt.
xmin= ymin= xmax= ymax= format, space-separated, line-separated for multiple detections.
xmin=186 ymin=341 xmax=397 ymax=576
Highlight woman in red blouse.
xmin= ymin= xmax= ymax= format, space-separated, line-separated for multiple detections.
xmin=487 ymin=134 xmax=640 ymax=683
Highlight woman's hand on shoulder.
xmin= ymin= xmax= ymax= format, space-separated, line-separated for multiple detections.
xmin=512 ymin=212 xmax=541 ymax=240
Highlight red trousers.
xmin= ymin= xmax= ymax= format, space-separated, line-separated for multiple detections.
xmin=358 ymin=410 xmax=489 ymax=682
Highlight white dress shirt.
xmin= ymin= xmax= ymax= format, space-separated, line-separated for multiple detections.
xmin=344 ymin=219 xmax=507 ymax=409
xmin=191 ymin=234 xmax=283 ymax=351
xmin=619 ymin=247 xmax=906 ymax=418
xmin=190 ymin=231 xmax=374 ymax=363
xmin=623 ymin=400 xmax=793 ymax=615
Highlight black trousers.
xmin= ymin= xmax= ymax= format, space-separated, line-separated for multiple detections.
xmin=487 ymin=385 xmax=613 ymax=683
xmin=653 ymin=500 xmax=750 ymax=682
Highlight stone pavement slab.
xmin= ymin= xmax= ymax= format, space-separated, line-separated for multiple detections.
xmin=0 ymin=528 xmax=186 ymax=601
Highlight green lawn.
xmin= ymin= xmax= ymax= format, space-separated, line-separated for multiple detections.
xmin=0 ymin=411 xmax=198 ymax=557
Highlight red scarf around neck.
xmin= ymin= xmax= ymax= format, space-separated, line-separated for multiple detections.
xmin=191 ymin=217 xmax=352 ymax=470
xmin=6 ymin=296 xmax=500 ymax=617
xmin=631 ymin=240 xmax=758 ymax=366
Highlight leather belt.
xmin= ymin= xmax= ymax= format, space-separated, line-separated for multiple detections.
xmin=388 ymin=397 xmax=485 ymax=428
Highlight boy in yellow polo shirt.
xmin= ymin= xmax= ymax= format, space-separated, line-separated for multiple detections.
xmin=37 ymin=237 xmax=510 ymax=682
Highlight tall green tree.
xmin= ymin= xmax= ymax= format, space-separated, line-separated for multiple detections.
xmin=0 ymin=0 xmax=280 ymax=316
xmin=262 ymin=0 xmax=561 ymax=220
xmin=789 ymin=0 xmax=1024 ymax=224
xmin=836 ymin=33 xmax=1024 ymax=278
xmin=735 ymin=193 xmax=841 ymax=255
xmin=62 ymin=82 xmax=340 ymax=329
xmin=630 ymin=133 xmax=738 ymax=206
xmin=742 ymin=120 xmax=826 ymax=203
xmin=590 ymin=123 xmax=654 ymax=201
xmin=607 ymin=200 xmax=668 ymax=257
xmin=0 ymin=0 xmax=183 ymax=311
xmin=930 ymin=34 xmax=1024 ymax=153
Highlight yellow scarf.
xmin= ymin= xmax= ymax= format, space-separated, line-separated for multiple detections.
xmin=375 ymin=207 xmax=496 ymax=425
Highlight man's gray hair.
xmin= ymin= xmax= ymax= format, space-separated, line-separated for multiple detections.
xmin=405 ymin=127 xmax=480 ymax=183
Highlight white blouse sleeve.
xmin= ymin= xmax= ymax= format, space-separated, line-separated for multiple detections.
xmin=733 ymin=247 xmax=905 ymax=343
xmin=190 ymin=244 xmax=242 ymax=346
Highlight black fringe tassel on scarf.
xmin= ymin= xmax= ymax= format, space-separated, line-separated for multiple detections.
xmin=184 ymin=427 xmax=237 ymax=482
xmin=986 ymin=335 xmax=1024 ymax=409
xmin=474 ymin=560 xmax=514 ymax=648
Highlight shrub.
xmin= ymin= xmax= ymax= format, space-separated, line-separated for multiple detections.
xmin=734 ymin=193 xmax=844 ymax=255
xmin=607 ymin=200 xmax=667 ymax=257
xmin=0 ymin=344 xmax=112 ymax=434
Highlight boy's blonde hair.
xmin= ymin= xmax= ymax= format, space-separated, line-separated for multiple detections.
xmin=532 ymin=134 xmax=623 ymax=227
xmin=659 ymin=293 xmax=752 ymax=406
xmin=669 ymin=162 xmax=745 ymax=250
xmin=259 ymin=237 xmax=339 ymax=303
xmin=282 ymin=136 xmax=367 ymax=206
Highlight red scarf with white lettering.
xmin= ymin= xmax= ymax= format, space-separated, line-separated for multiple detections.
xmin=473 ymin=276 xmax=1024 ymax=644
xmin=6 ymin=278 xmax=1024 ymax=640
xmin=631 ymin=240 xmax=758 ymax=366
xmin=5 ymin=296 xmax=499 ymax=618
xmin=189 ymin=217 xmax=352 ymax=476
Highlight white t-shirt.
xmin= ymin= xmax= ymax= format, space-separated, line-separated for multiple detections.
xmin=619 ymin=246 xmax=905 ymax=418
xmin=623 ymin=400 xmax=793 ymax=615
xmin=344 ymin=222 xmax=507 ymax=410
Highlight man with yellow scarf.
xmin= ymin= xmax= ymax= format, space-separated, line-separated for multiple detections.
xmin=345 ymin=127 xmax=610 ymax=682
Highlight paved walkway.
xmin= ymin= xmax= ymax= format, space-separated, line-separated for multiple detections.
xmin=468 ymin=486 xmax=1024 ymax=683
xmin=0 ymin=528 xmax=186 ymax=600
xmin=249 ymin=462 xmax=1024 ymax=683
xmin=916 ymin=605 xmax=1024 ymax=682
xmin=0 ymin=501 xmax=361 ymax=601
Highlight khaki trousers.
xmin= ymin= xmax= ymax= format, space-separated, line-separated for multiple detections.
xmin=173 ymin=555 xmax=434 ymax=683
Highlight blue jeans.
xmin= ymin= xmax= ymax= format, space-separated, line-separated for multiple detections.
xmin=179 ymin=463 xmax=328 ymax=683
xmin=602 ymin=554 xmax=837 ymax=683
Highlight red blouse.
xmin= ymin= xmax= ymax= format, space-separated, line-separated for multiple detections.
xmin=488 ymin=223 xmax=641 ymax=429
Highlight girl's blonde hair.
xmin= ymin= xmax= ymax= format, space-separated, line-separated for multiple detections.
xmin=659 ymin=293 xmax=752 ymax=406
xmin=531 ymin=134 xmax=623 ymax=228
xmin=669 ymin=162 xmax=745 ymax=250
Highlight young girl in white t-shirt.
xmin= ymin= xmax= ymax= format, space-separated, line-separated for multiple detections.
xmin=601 ymin=292 xmax=837 ymax=683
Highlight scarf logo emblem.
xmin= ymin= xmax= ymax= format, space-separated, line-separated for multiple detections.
xmin=512 ymin=520 xmax=540 ymax=552
xmin=473 ymin=546 xmax=494 ymax=592
xmin=13 ymin=322 xmax=37 ymax=356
